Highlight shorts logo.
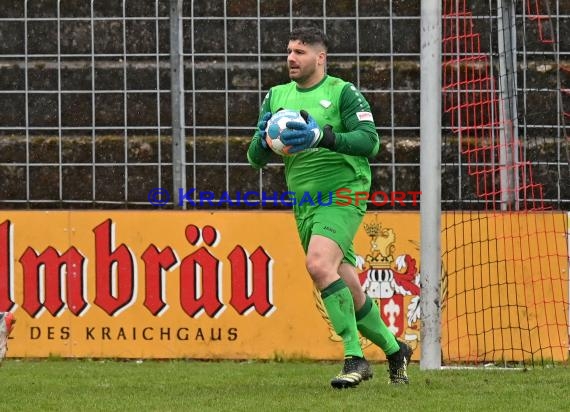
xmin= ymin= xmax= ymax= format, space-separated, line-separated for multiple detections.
xmin=323 ymin=226 xmax=336 ymax=234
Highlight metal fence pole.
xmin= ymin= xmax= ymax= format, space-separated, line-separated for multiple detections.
xmin=170 ymin=0 xmax=186 ymax=209
xmin=420 ymin=0 xmax=442 ymax=370
xmin=497 ymin=0 xmax=519 ymax=210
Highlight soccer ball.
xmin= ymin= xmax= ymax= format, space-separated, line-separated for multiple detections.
xmin=265 ymin=109 xmax=306 ymax=156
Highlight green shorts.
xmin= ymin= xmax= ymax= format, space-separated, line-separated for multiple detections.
xmin=296 ymin=204 xmax=364 ymax=267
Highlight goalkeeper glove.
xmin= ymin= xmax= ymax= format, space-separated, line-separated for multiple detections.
xmin=256 ymin=112 xmax=272 ymax=150
xmin=281 ymin=110 xmax=336 ymax=153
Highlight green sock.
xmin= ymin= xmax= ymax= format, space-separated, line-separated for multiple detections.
xmin=355 ymin=295 xmax=400 ymax=356
xmin=321 ymin=278 xmax=363 ymax=358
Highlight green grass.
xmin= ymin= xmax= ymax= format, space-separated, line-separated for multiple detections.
xmin=2 ymin=359 xmax=569 ymax=412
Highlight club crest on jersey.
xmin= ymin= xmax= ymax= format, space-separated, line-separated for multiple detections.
xmin=320 ymin=99 xmax=332 ymax=109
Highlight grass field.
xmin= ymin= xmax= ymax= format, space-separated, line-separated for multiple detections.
xmin=2 ymin=359 xmax=569 ymax=412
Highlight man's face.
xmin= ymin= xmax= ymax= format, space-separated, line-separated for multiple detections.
xmin=287 ymin=39 xmax=325 ymax=87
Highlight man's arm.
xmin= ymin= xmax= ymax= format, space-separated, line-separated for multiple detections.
xmin=322 ymin=83 xmax=380 ymax=157
xmin=247 ymin=92 xmax=275 ymax=169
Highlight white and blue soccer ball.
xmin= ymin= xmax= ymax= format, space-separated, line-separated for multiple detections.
xmin=265 ymin=109 xmax=306 ymax=156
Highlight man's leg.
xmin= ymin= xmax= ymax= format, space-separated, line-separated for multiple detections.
xmin=339 ymin=263 xmax=413 ymax=384
xmin=306 ymin=235 xmax=371 ymax=388
xmin=338 ymin=263 xmax=399 ymax=354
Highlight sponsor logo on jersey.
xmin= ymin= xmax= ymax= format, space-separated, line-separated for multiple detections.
xmin=356 ymin=111 xmax=374 ymax=122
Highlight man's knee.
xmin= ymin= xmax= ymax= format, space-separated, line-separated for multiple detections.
xmin=305 ymin=252 xmax=338 ymax=287
xmin=306 ymin=252 xmax=326 ymax=278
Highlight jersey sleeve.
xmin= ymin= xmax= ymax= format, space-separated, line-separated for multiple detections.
xmin=247 ymin=91 xmax=275 ymax=169
xmin=331 ymin=84 xmax=380 ymax=157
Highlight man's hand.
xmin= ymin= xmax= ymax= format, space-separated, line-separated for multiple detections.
xmin=281 ymin=110 xmax=323 ymax=153
xmin=257 ymin=112 xmax=272 ymax=149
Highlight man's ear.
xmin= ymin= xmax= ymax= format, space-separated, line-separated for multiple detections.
xmin=318 ymin=50 xmax=327 ymax=66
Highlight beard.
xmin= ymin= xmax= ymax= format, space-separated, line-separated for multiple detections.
xmin=289 ymin=66 xmax=314 ymax=84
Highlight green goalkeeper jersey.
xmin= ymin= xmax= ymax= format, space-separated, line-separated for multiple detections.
xmin=247 ymin=75 xmax=379 ymax=218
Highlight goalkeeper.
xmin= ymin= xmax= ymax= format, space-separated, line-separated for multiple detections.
xmin=247 ymin=26 xmax=412 ymax=388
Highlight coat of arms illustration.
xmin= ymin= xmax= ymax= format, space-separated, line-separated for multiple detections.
xmin=314 ymin=219 xmax=423 ymax=351
xmin=357 ymin=221 xmax=421 ymax=349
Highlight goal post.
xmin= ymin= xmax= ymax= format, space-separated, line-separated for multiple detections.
xmin=419 ymin=0 xmax=443 ymax=370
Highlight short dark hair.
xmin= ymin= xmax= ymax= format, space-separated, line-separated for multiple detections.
xmin=289 ymin=26 xmax=329 ymax=51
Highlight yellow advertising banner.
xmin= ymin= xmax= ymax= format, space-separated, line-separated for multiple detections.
xmin=1 ymin=211 xmax=421 ymax=361
xmin=1 ymin=211 xmax=567 ymax=361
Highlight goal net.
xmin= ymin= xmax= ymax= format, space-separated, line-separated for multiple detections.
xmin=440 ymin=0 xmax=569 ymax=366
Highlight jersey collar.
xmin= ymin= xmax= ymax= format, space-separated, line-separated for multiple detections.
xmin=295 ymin=75 xmax=328 ymax=92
